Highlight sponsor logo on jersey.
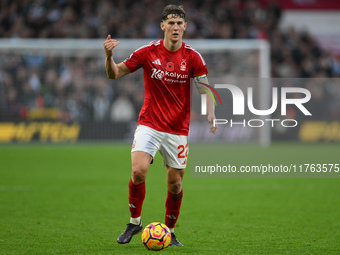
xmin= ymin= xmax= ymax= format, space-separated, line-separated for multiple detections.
xmin=152 ymin=59 xmax=161 ymax=65
xmin=151 ymin=68 xmax=165 ymax=80
xmin=151 ymin=68 xmax=188 ymax=81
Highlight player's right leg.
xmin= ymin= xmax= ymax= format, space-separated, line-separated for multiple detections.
xmin=117 ymin=125 xmax=162 ymax=244
xmin=117 ymin=151 xmax=152 ymax=244
xmin=128 ymin=151 xmax=152 ymax=224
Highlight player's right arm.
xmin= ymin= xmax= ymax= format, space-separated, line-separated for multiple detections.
xmin=103 ymin=35 xmax=131 ymax=79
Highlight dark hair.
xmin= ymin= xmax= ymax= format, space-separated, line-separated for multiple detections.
xmin=162 ymin=4 xmax=186 ymax=21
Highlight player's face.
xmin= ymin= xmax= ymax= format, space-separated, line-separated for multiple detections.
xmin=161 ymin=16 xmax=187 ymax=43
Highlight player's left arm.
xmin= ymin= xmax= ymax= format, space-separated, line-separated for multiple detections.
xmin=194 ymin=75 xmax=218 ymax=134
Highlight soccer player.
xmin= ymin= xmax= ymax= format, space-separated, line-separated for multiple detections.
xmin=103 ymin=4 xmax=217 ymax=246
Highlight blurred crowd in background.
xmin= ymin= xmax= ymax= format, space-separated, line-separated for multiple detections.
xmin=0 ymin=0 xmax=340 ymax=122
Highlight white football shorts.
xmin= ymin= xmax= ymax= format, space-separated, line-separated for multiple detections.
xmin=131 ymin=125 xmax=188 ymax=169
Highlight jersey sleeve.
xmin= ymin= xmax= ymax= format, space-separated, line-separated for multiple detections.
xmin=123 ymin=47 xmax=144 ymax=73
xmin=191 ymin=51 xmax=208 ymax=77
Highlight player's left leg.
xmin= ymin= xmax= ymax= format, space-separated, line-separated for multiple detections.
xmin=165 ymin=166 xmax=184 ymax=246
xmin=158 ymin=131 xmax=187 ymax=246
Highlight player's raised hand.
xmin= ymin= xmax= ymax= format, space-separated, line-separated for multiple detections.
xmin=103 ymin=35 xmax=120 ymax=57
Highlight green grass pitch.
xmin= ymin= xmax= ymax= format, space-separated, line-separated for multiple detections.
xmin=0 ymin=143 xmax=339 ymax=254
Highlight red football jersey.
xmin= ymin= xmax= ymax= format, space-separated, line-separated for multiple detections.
xmin=123 ymin=40 xmax=207 ymax=135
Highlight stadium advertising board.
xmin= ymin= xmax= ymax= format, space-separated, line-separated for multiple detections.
xmin=298 ymin=121 xmax=340 ymax=142
xmin=0 ymin=121 xmax=132 ymax=143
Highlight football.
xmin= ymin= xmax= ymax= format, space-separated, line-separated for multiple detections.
xmin=141 ymin=222 xmax=171 ymax=251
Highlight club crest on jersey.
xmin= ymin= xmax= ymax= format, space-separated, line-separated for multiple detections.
xmin=166 ymin=62 xmax=174 ymax=71
xmin=180 ymin=59 xmax=187 ymax=71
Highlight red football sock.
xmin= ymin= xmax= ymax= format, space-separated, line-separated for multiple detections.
xmin=165 ymin=189 xmax=183 ymax=229
xmin=128 ymin=178 xmax=145 ymax=218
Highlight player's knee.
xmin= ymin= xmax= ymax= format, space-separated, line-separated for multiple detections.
xmin=131 ymin=167 xmax=147 ymax=184
xmin=168 ymin=179 xmax=182 ymax=194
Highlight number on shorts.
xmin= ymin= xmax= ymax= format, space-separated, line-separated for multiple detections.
xmin=177 ymin=144 xmax=188 ymax=159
